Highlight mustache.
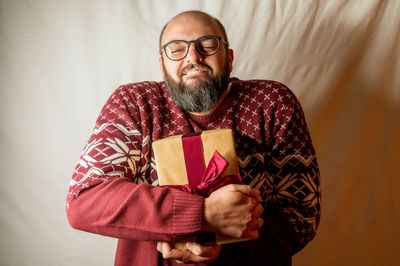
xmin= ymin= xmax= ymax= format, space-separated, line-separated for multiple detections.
xmin=179 ymin=63 xmax=212 ymax=77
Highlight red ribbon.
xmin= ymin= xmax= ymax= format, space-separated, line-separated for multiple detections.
xmin=179 ymin=150 xmax=241 ymax=197
xmin=163 ymin=133 xmax=242 ymax=246
xmin=165 ymin=133 xmax=241 ymax=197
xmin=167 ymin=150 xmax=241 ymax=246
xmin=181 ymin=133 xmax=205 ymax=187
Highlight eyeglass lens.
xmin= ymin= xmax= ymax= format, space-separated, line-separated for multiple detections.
xmin=165 ymin=36 xmax=220 ymax=60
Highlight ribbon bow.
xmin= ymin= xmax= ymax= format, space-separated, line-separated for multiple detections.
xmin=167 ymin=151 xmax=242 ymax=197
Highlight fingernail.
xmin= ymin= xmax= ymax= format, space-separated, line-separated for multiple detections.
xmin=187 ymin=242 xmax=200 ymax=255
xmin=186 ymin=242 xmax=194 ymax=249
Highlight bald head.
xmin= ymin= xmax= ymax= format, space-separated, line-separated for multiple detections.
xmin=159 ymin=11 xmax=229 ymax=49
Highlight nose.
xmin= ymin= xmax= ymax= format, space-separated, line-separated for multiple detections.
xmin=186 ymin=42 xmax=204 ymax=63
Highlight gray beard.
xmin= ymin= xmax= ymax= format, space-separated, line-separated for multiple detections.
xmin=163 ymin=62 xmax=230 ymax=113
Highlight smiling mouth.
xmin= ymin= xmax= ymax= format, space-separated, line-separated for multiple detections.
xmin=183 ymin=69 xmax=209 ymax=76
xmin=180 ymin=63 xmax=212 ymax=78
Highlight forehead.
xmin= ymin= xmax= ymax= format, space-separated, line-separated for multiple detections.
xmin=162 ymin=14 xmax=222 ymax=44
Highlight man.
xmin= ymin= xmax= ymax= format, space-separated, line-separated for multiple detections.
xmin=67 ymin=10 xmax=320 ymax=266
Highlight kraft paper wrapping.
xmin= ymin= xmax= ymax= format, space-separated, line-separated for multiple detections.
xmin=153 ymin=129 xmax=239 ymax=185
xmin=153 ymin=129 xmax=248 ymax=248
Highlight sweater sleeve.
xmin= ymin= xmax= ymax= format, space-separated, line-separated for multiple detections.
xmin=66 ymin=84 xmax=204 ymax=241
xmin=262 ymin=83 xmax=321 ymax=257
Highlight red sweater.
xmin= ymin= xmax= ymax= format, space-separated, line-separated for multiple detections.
xmin=66 ymin=78 xmax=320 ymax=266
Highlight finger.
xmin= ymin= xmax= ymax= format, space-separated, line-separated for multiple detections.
xmin=157 ymin=242 xmax=172 ymax=256
xmin=254 ymin=203 xmax=264 ymax=217
xmin=158 ymin=242 xmax=190 ymax=261
xmin=250 ymin=218 xmax=259 ymax=230
xmin=157 ymin=242 xmax=212 ymax=263
xmin=248 ymin=198 xmax=258 ymax=208
xmin=256 ymin=192 xmax=262 ymax=202
xmin=248 ymin=216 xmax=262 ymax=230
xmin=186 ymin=242 xmax=221 ymax=257
xmin=185 ymin=242 xmax=221 ymax=263
xmin=243 ymin=228 xmax=260 ymax=240
xmin=186 ymin=242 xmax=201 ymax=255
xmin=244 ymin=217 xmax=264 ymax=239
xmin=172 ymin=246 xmax=213 ymax=264
xmin=232 ymin=185 xmax=261 ymax=200
xmin=165 ymin=248 xmax=191 ymax=262
xmin=246 ymin=197 xmax=263 ymax=213
xmin=257 ymin=217 xmax=264 ymax=229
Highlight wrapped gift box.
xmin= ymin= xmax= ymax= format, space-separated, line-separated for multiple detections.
xmin=153 ymin=129 xmax=248 ymax=248
xmin=153 ymin=129 xmax=239 ymax=186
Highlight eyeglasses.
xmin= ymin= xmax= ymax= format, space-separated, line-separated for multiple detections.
xmin=160 ymin=35 xmax=228 ymax=61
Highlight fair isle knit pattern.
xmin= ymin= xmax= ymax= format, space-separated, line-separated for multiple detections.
xmin=67 ymin=78 xmax=320 ymax=254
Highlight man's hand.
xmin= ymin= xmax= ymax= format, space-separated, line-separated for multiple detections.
xmin=157 ymin=241 xmax=221 ymax=264
xmin=203 ymin=184 xmax=264 ymax=239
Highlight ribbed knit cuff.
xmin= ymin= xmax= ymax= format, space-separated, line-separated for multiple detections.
xmin=172 ymin=192 xmax=204 ymax=235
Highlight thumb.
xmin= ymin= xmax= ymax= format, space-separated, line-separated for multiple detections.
xmin=186 ymin=242 xmax=201 ymax=255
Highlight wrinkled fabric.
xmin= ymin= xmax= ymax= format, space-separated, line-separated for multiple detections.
xmin=1 ymin=1 xmax=399 ymax=266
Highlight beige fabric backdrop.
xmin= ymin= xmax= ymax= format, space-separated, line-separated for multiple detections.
xmin=1 ymin=0 xmax=399 ymax=265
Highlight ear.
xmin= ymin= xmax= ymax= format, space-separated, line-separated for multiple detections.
xmin=228 ymin=49 xmax=234 ymax=72
xmin=158 ymin=56 xmax=165 ymax=77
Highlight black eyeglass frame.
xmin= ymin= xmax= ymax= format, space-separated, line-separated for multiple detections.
xmin=160 ymin=35 xmax=228 ymax=61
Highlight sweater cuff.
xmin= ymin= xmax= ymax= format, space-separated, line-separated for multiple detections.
xmin=172 ymin=192 xmax=204 ymax=234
